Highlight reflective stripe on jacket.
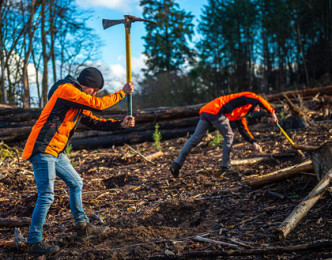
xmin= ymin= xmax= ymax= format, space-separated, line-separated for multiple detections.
xmin=22 ymin=76 xmax=125 ymax=159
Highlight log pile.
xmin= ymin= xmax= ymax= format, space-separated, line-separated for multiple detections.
xmin=0 ymin=105 xmax=202 ymax=148
xmin=0 ymin=85 xmax=331 ymax=149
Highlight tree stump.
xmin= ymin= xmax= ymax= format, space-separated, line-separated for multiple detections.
xmin=311 ymin=141 xmax=332 ymax=180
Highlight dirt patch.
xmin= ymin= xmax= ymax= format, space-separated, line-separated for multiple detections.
xmin=0 ymin=122 xmax=332 ymax=259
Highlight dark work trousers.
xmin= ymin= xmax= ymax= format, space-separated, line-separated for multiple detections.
xmin=175 ymin=113 xmax=234 ymax=167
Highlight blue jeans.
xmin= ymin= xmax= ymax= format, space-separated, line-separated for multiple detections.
xmin=27 ymin=153 xmax=88 ymax=244
xmin=175 ymin=114 xmax=234 ymax=167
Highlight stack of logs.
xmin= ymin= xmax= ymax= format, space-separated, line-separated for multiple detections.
xmin=0 ymin=85 xmax=331 ymax=149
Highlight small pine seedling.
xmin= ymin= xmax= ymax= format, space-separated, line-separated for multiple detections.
xmin=152 ymin=123 xmax=162 ymax=150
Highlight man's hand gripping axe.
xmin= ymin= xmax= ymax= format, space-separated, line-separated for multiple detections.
xmin=102 ymin=15 xmax=156 ymax=116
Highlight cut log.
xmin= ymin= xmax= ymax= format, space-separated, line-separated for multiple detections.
xmin=232 ymin=157 xmax=271 ymax=166
xmin=72 ymin=116 xmax=199 ymax=140
xmin=277 ymin=168 xmax=332 ymax=239
xmin=145 ymin=151 xmax=164 ymax=161
xmin=292 ymin=144 xmax=319 ymax=151
xmin=243 ymin=160 xmax=313 ymax=187
xmin=0 ymin=239 xmax=14 ymax=247
xmin=0 ymin=126 xmax=33 ymax=142
xmin=232 ymin=152 xmax=297 ymax=166
xmin=71 ymin=127 xmax=196 ymax=149
xmin=266 ymin=85 xmax=332 ymax=102
xmin=0 ymin=217 xmax=31 ymax=227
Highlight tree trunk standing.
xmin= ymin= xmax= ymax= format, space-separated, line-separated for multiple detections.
xmin=292 ymin=23 xmax=310 ymax=86
xmin=49 ymin=1 xmax=57 ymax=83
xmin=0 ymin=0 xmax=7 ymax=104
xmin=31 ymin=49 xmax=42 ymax=107
xmin=22 ymin=0 xmax=39 ymax=108
xmin=41 ymin=0 xmax=49 ymax=107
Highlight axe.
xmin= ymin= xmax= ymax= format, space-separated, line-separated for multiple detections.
xmin=276 ymin=123 xmax=305 ymax=158
xmin=102 ymin=15 xmax=157 ymax=116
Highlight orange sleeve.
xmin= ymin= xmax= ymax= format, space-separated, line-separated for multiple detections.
xmin=56 ymin=83 xmax=126 ymax=111
xmin=241 ymin=117 xmax=254 ymax=139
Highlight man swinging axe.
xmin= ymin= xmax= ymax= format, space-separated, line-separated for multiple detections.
xmin=102 ymin=15 xmax=157 ymax=116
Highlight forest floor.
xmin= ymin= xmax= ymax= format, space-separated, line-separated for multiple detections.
xmin=0 ymin=119 xmax=332 ymax=259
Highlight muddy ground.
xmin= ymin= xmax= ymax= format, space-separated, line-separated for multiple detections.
xmin=0 ymin=120 xmax=332 ymax=259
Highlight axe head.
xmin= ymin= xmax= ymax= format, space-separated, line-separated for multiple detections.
xmin=103 ymin=16 xmax=157 ymax=30
xmin=102 ymin=19 xmax=125 ymax=30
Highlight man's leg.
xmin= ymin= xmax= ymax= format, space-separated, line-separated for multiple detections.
xmin=212 ymin=115 xmax=234 ymax=168
xmin=171 ymin=119 xmax=211 ymax=177
xmin=27 ymin=153 xmax=60 ymax=256
xmin=55 ymin=153 xmax=88 ymax=223
xmin=56 ymin=153 xmax=109 ymax=240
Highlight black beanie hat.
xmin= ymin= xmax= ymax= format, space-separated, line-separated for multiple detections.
xmin=77 ymin=67 xmax=104 ymax=90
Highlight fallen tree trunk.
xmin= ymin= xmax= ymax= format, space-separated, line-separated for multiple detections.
xmin=72 ymin=116 xmax=199 ymax=139
xmin=266 ymin=85 xmax=332 ymax=102
xmin=277 ymin=168 xmax=332 ymax=239
xmin=232 ymin=152 xmax=297 ymax=166
xmin=0 ymin=126 xmax=33 ymax=142
xmin=71 ymin=127 xmax=196 ymax=149
xmin=243 ymin=160 xmax=313 ymax=187
xmin=232 ymin=157 xmax=269 ymax=166
xmin=145 ymin=151 xmax=164 ymax=161
xmin=0 ymin=217 xmax=31 ymax=227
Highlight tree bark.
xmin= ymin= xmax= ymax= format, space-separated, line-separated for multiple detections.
xmin=311 ymin=141 xmax=332 ymax=180
xmin=244 ymin=160 xmax=313 ymax=187
xmin=0 ymin=217 xmax=31 ymax=227
xmin=266 ymin=85 xmax=332 ymax=102
xmin=71 ymin=127 xmax=196 ymax=149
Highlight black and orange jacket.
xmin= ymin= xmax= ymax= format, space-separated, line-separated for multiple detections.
xmin=22 ymin=75 xmax=126 ymax=160
xmin=200 ymin=92 xmax=275 ymax=143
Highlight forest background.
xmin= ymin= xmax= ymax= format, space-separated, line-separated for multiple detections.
xmin=0 ymin=0 xmax=331 ymax=110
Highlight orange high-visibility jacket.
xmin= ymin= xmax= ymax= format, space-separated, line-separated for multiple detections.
xmin=22 ymin=76 xmax=126 ymax=160
xmin=200 ymin=92 xmax=275 ymax=143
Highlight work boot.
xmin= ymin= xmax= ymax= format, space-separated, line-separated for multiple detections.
xmin=75 ymin=222 xmax=109 ymax=241
xmin=27 ymin=241 xmax=60 ymax=256
xmin=170 ymin=162 xmax=182 ymax=178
